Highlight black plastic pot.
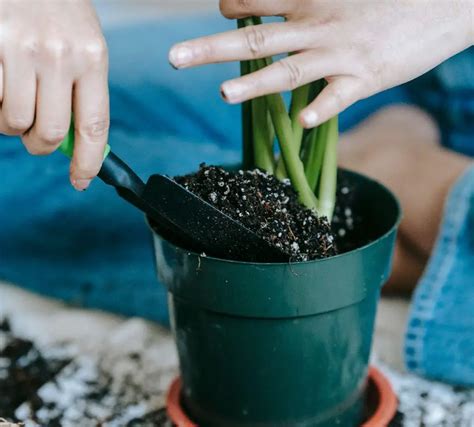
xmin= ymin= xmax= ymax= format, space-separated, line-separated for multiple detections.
xmin=149 ymin=169 xmax=401 ymax=427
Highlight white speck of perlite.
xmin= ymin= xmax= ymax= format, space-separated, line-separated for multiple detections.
xmin=341 ymin=187 xmax=349 ymax=194
xmin=209 ymin=192 xmax=217 ymax=203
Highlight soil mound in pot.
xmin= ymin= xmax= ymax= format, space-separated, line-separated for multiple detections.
xmin=176 ymin=164 xmax=338 ymax=261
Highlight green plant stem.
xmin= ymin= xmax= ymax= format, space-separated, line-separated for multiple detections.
xmin=317 ymin=116 xmax=338 ymax=220
xmin=239 ymin=16 xmax=318 ymax=211
xmin=238 ymin=18 xmax=253 ymax=169
xmin=267 ymin=92 xmax=319 ymax=211
xmin=304 ymin=121 xmax=328 ymax=191
xmin=247 ymin=58 xmax=274 ymax=173
xmin=289 ymin=84 xmax=311 ymax=145
xmin=266 ymin=109 xmax=275 ymax=146
xmin=274 ymin=160 xmax=287 ymax=180
xmin=251 ymin=96 xmax=275 ymax=173
xmin=252 ymin=59 xmax=318 ymax=211
xmin=274 ymin=84 xmax=310 ymax=179
xmin=302 ymin=79 xmax=331 ymax=193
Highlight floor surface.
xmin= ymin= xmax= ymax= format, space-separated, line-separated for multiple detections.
xmin=1 ymin=282 xmax=473 ymax=426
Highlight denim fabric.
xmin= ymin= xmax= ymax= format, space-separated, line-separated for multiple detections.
xmin=0 ymin=16 xmax=473 ymax=387
xmin=405 ymin=165 xmax=474 ymax=386
xmin=401 ymin=48 xmax=474 ymax=385
xmin=407 ymin=48 xmax=474 ymax=156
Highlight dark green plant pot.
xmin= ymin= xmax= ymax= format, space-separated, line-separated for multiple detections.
xmin=149 ymin=169 xmax=401 ymax=427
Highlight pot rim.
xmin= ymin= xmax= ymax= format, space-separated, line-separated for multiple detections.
xmin=147 ymin=168 xmax=402 ymax=267
xmin=166 ymin=366 xmax=398 ymax=427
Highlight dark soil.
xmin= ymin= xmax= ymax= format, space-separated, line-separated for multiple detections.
xmin=176 ymin=165 xmax=372 ymax=262
xmin=331 ymin=171 xmax=368 ymax=253
xmin=176 ymin=165 xmax=338 ymax=261
xmin=0 ymin=317 xmax=174 ymax=426
xmin=0 ymin=319 xmax=69 ymax=422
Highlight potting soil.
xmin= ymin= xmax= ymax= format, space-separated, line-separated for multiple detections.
xmin=176 ymin=165 xmax=338 ymax=261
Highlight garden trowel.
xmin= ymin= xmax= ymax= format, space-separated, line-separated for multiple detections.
xmin=59 ymin=127 xmax=288 ymax=263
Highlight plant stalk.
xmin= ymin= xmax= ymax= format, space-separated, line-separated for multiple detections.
xmin=245 ymin=57 xmax=274 ymax=172
xmin=266 ymin=91 xmax=319 ymax=211
xmin=289 ymin=84 xmax=311 ymax=146
xmin=252 ymin=56 xmax=318 ymax=211
xmin=238 ymin=18 xmax=254 ymax=169
xmin=274 ymin=84 xmax=310 ymax=179
xmin=251 ymin=96 xmax=275 ymax=173
xmin=317 ymin=116 xmax=339 ymax=220
xmin=304 ymin=122 xmax=328 ymax=192
xmin=238 ymin=17 xmax=340 ymax=216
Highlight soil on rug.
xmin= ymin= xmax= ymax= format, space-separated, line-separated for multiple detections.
xmin=0 ymin=319 xmax=69 ymax=422
xmin=0 ymin=318 xmax=174 ymax=426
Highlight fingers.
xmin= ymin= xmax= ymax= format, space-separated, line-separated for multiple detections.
xmin=0 ymin=59 xmax=36 ymax=136
xmin=169 ymin=22 xmax=313 ymax=68
xmin=300 ymin=78 xmax=364 ymax=128
xmin=219 ymin=0 xmax=293 ymax=19
xmin=220 ymin=51 xmax=338 ymax=103
xmin=71 ymin=47 xmax=109 ymax=191
xmin=22 ymin=69 xmax=72 ymax=156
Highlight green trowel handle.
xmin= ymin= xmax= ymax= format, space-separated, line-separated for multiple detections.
xmin=59 ymin=123 xmax=111 ymax=159
xmin=58 ymin=123 xmax=146 ymax=213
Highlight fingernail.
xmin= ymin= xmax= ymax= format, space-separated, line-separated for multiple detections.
xmin=169 ymin=45 xmax=193 ymax=68
xmin=301 ymin=111 xmax=319 ymax=128
xmin=72 ymin=178 xmax=91 ymax=191
xmin=221 ymin=82 xmax=243 ymax=103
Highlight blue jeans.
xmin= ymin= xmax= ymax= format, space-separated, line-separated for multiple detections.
xmin=0 ymin=16 xmax=473 ymax=384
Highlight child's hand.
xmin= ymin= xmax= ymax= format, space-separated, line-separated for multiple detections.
xmin=0 ymin=0 xmax=109 ymax=191
xmin=169 ymin=0 xmax=474 ymax=128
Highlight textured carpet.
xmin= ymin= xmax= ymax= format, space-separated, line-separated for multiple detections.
xmin=1 ymin=283 xmax=473 ymax=426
